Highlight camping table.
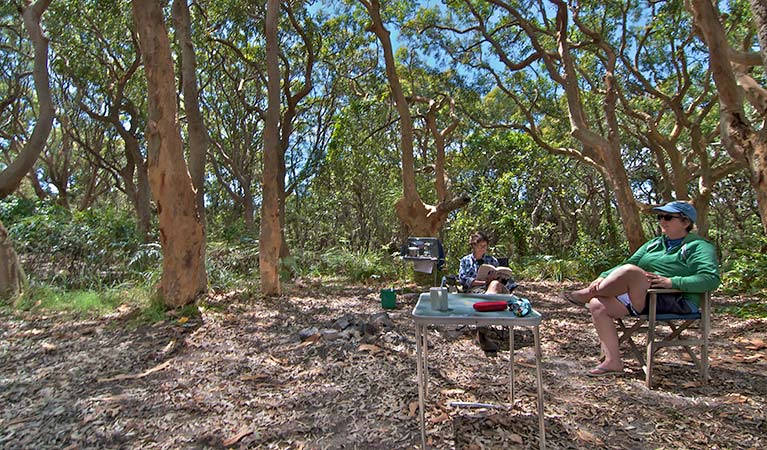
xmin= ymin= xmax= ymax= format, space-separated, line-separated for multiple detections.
xmin=412 ymin=293 xmax=545 ymax=449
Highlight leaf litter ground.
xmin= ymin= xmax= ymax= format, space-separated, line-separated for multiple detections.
xmin=1 ymin=280 xmax=765 ymax=449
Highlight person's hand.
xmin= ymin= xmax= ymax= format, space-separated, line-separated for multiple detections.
xmin=646 ymin=272 xmax=671 ymax=289
xmin=588 ymin=277 xmax=603 ymax=294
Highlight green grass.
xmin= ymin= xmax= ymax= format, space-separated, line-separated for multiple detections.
xmin=14 ymin=285 xmax=124 ymax=315
xmin=8 ymin=282 xmax=197 ymax=325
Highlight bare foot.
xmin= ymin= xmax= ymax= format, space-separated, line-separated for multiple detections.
xmin=587 ymin=366 xmax=624 ymax=377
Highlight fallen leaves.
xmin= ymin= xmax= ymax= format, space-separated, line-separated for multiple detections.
xmin=239 ymin=373 xmax=269 ymax=382
xmin=742 ymin=354 xmax=764 ymax=363
xmin=736 ymin=337 xmax=767 ymax=350
xmin=510 ymin=433 xmax=524 ymax=444
xmin=97 ymin=359 xmax=172 ymax=383
xmin=428 ymin=411 xmax=450 ymax=423
xmin=725 ymin=337 xmax=767 ymax=364
xmin=576 ymin=428 xmax=605 ymax=446
xmin=722 ymin=393 xmax=750 ymax=404
xmin=3 ymin=281 xmax=767 ymax=450
xmin=358 ymin=343 xmax=383 ymax=354
xmin=408 ymin=401 xmax=418 ymax=417
xmin=222 ymin=428 xmax=253 ymax=446
xmin=41 ymin=342 xmax=57 ymax=352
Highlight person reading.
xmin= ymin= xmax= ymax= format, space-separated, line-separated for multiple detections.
xmin=560 ymin=201 xmax=720 ymax=376
xmin=459 ymin=232 xmax=517 ymax=294
xmin=459 ymin=232 xmax=518 ymax=352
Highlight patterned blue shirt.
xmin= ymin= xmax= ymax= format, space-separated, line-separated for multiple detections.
xmin=458 ymin=253 xmax=499 ymax=291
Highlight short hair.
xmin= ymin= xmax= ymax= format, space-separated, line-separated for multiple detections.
xmin=469 ymin=231 xmax=489 ymax=246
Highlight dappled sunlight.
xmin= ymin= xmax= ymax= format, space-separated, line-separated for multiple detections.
xmin=1 ymin=281 xmax=765 ymax=448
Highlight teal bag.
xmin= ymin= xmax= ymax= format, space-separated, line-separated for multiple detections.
xmin=507 ymin=296 xmax=532 ymax=317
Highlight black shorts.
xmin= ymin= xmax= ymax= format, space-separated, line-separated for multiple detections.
xmin=625 ymin=292 xmax=695 ymax=317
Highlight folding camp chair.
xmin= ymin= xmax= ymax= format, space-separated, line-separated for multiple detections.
xmin=616 ymin=288 xmax=711 ymax=388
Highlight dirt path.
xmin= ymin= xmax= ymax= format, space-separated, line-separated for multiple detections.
xmin=1 ymin=281 xmax=765 ymax=449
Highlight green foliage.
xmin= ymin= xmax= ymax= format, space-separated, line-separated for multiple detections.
xmin=512 ymin=256 xmax=585 ymax=282
xmin=441 ymin=129 xmax=607 ymax=278
xmin=136 ymin=296 xmax=201 ymax=325
xmin=572 ymin=232 xmax=627 ymax=279
xmin=8 ymin=280 xmax=203 ymax=325
xmin=138 ymin=297 xmax=170 ymax=323
xmin=4 ymin=199 xmax=147 ymax=289
xmin=280 ymin=255 xmax=300 ymax=281
xmin=718 ymin=302 xmax=767 ymax=319
xmin=206 ymin=240 xmax=260 ymax=291
xmin=312 ymin=247 xmax=401 ymax=283
xmin=2 ymin=0 xmax=767 ymax=308
xmin=295 ymin=97 xmax=402 ymax=252
xmin=0 ymin=197 xmax=37 ymax=223
xmin=720 ymin=241 xmax=767 ymax=296
xmin=13 ymin=283 xmax=125 ymax=316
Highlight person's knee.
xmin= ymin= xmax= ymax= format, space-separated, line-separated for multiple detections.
xmin=487 ymin=280 xmax=506 ymax=294
xmin=588 ymin=298 xmax=608 ymax=316
xmin=614 ymin=264 xmax=644 ymax=276
xmin=612 ymin=264 xmax=650 ymax=290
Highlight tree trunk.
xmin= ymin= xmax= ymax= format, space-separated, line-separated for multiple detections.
xmin=131 ymin=0 xmax=206 ymax=307
xmin=123 ymin=134 xmax=152 ymax=241
xmin=362 ymin=0 xmax=469 ymax=237
xmin=0 ymin=0 xmax=53 ymax=299
xmin=0 ymin=221 xmax=25 ymax=300
xmin=554 ymin=6 xmax=645 ymax=250
xmin=602 ymin=147 xmax=645 ymax=250
xmin=0 ymin=0 xmax=54 ymax=198
xmin=259 ymin=0 xmax=282 ymax=296
xmin=172 ymin=0 xmax=209 ymax=293
xmin=172 ymin=0 xmax=207 ymax=221
xmin=689 ymin=0 xmax=767 ymax=235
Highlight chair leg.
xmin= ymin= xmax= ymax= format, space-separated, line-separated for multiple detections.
xmin=701 ymin=293 xmax=711 ymax=385
xmin=645 ymin=292 xmax=658 ymax=389
xmin=617 ymin=318 xmax=646 ymax=367
xmin=645 ymin=323 xmax=655 ymax=388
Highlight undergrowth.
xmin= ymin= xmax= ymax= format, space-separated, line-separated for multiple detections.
xmin=3 ymin=198 xmax=767 ymax=320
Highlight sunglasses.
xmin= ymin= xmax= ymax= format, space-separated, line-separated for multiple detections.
xmin=657 ymin=214 xmax=683 ymax=221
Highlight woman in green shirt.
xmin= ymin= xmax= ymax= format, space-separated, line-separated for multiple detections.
xmin=561 ymin=201 xmax=720 ymax=376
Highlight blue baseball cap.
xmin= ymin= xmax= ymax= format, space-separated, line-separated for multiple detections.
xmin=652 ymin=201 xmax=697 ymax=223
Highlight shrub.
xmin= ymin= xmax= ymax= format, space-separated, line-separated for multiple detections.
xmin=720 ymin=243 xmax=767 ymax=296
xmin=512 ymin=255 xmax=585 ymax=282
xmin=206 ymin=240 xmax=260 ymax=291
xmin=314 ymin=247 xmax=400 ymax=283
xmin=4 ymin=200 xmax=145 ymax=289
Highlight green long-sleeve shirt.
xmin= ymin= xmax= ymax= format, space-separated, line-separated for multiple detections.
xmin=599 ymin=233 xmax=720 ymax=306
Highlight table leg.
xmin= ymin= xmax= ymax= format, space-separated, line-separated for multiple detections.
xmin=533 ymin=325 xmax=546 ymax=450
xmin=423 ymin=325 xmax=429 ymax=397
xmin=416 ymin=323 xmax=427 ymax=449
xmin=509 ymin=325 xmax=515 ymax=405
